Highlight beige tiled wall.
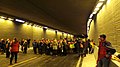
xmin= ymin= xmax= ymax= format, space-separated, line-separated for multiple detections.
xmin=0 ymin=19 xmax=71 ymax=41
xmin=88 ymin=0 xmax=120 ymax=52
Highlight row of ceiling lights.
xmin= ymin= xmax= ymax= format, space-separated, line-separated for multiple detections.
xmin=0 ymin=15 xmax=72 ymax=36
xmin=87 ymin=0 xmax=106 ymax=34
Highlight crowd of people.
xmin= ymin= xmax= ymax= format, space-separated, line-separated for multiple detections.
xmin=0 ymin=34 xmax=119 ymax=67
xmin=0 ymin=37 xmax=96 ymax=65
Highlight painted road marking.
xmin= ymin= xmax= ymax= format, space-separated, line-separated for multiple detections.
xmin=76 ymin=56 xmax=81 ymax=67
xmin=8 ymin=57 xmax=37 ymax=67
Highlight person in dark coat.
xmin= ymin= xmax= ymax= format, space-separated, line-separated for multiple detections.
xmin=23 ymin=40 xmax=28 ymax=54
xmin=6 ymin=39 xmax=11 ymax=58
xmin=88 ymin=39 xmax=92 ymax=54
xmin=83 ymin=38 xmax=88 ymax=57
xmin=1 ymin=39 xmax=6 ymax=54
xmin=32 ymin=40 xmax=38 ymax=54
xmin=20 ymin=39 xmax=24 ymax=52
xmin=46 ymin=41 xmax=51 ymax=55
xmin=0 ymin=39 xmax=3 ymax=54
xmin=62 ymin=39 xmax=67 ymax=56
xmin=77 ymin=39 xmax=84 ymax=57
xmin=38 ymin=40 xmax=43 ymax=55
xmin=27 ymin=39 xmax=31 ymax=48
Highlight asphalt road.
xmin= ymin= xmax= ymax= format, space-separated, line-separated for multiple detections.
xmin=0 ymin=48 xmax=79 ymax=67
xmin=11 ymin=54 xmax=79 ymax=67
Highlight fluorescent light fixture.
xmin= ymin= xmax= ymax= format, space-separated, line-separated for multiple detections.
xmin=99 ymin=0 xmax=105 ymax=1
xmin=55 ymin=30 xmax=58 ymax=31
xmin=89 ymin=14 xmax=93 ymax=18
xmin=87 ymin=27 xmax=90 ymax=30
xmin=0 ymin=16 xmax=7 ymax=19
xmin=92 ymin=11 xmax=97 ymax=14
xmin=26 ymin=22 xmax=30 ymax=25
xmin=39 ymin=26 xmax=42 ymax=27
xmin=15 ymin=19 xmax=25 ymax=23
xmin=36 ymin=25 xmax=39 ymax=27
xmin=33 ymin=24 xmax=37 ymax=27
xmin=94 ymin=7 xmax=100 ymax=11
xmin=87 ymin=19 xmax=92 ymax=26
xmin=96 ymin=2 xmax=103 ymax=8
xmin=8 ymin=18 xmax=14 ymax=21
xmin=44 ymin=27 xmax=48 ymax=29
xmin=24 ymin=22 xmax=28 ymax=25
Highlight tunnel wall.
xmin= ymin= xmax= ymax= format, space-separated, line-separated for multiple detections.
xmin=88 ymin=0 xmax=120 ymax=52
xmin=0 ymin=18 xmax=73 ymax=41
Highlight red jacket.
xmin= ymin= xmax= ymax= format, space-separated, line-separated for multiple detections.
xmin=10 ymin=41 xmax=19 ymax=52
xmin=97 ymin=41 xmax=111 ymax=62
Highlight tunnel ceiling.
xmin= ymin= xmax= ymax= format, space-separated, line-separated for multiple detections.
xmin=0 ymin=0 xmax=97 ymax=35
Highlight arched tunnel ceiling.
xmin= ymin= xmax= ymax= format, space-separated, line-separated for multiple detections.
xmin=0 ymin=0 xmax=97 ymax=35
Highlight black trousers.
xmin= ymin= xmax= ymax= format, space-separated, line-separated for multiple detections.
xmin=10 ymin=52 xmax=18 ymax=64
xmin=6 ymin=49 xmax=10 ymax=58
xmin=33 ymin=47 xmax=37 ymax=54
xmin=88 ymin=46 xmax=92 ymax=54
xmin=23 ymin=47 xmax=27 ymax=54
xmin=38 ymin=49 xmax=42 ymax=54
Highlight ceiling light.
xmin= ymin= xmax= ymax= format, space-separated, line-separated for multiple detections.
xmin=34 ymin=24 xmax=37 ymax=27
xmin=87 ymin=19 xmax=92 ymax=26
xmin=89 ymin=14 xmax=93 ymax=18
xmin=39 ymin=26 xmax=42 ymax=27
xmin=26 ymin=22 xmax=30 ymax=25
xmin=44 ymin=27 xmax=48 ymax=29
xmin=92 ymin=11 xmax=97 ymax=14
xmin=24 ymin=22 xmax=28 ymax=25
xmin=55 ymin=30 xmax=58 ymax=31
xmin=99 ymin=0 xmax=105 ymax=1
xmin=0 ymin=16 xmax=7 ymax=19
xmin=8 ymin=18 xmax=14 ymax=21
xmin=36 ymin=25 xmax=39 ymax=27
xmin=15 ymin=19 xmax=25 ymax=23
xmin=96 ymin=2 xmax=103 ymax=8
xmin=87 ymin=27 xmax=90 ymax=30
xmin=94 ymin=7 xmax=100 ymax=11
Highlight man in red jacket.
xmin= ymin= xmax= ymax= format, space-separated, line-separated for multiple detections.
xmin=10 ymin=38 xmax=20 ymax=65
xmin=96 ymin=34 xmax=112 ymax=67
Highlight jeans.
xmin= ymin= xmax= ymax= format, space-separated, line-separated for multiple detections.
xmin=97 ymin=57 xmax=110 ymax=67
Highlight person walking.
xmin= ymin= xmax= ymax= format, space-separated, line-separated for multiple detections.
xmin=10 ymin=38 xmax=20 ymax=65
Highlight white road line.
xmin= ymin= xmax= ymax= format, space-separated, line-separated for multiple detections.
xmin=76 ymin=57 xmax=81 ymax=67
xmin=8 ymin=57 xmax=37 ymax=67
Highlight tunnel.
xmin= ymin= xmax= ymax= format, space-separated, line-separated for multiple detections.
xmin=0 ymin=0 xmax=120 ymax=67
